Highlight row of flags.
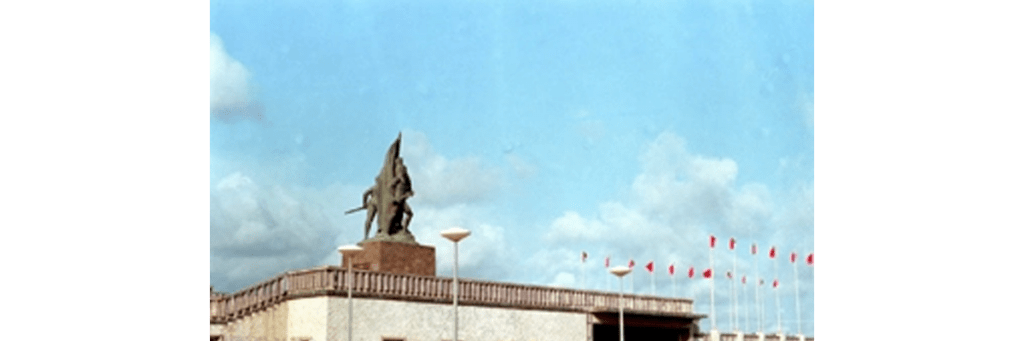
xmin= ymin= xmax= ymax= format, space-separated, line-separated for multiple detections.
xmin=582 ymin=246 xmax=813 ymax=276
xmin=580 ymin=234 xmax=813 ymax=335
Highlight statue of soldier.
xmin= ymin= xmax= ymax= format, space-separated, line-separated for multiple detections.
xmin=345 ymin=133 xmax=418 ymax=244
xmin=391 ymin=157 xmax=414 ymax=232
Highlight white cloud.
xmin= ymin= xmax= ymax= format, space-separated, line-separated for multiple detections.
xmin=402 ymin=130 xmax=505 ymax=207
xmin=533 ymin=131 xmax=809 ymax=297
xmin=210 ymin=171 xmax=357 ymax=291
xmin=631 ymin=132 xmax=742 ymax=227
xmin=545 ymin=211 xmax=609 ymax=242
xmin=210 ymin=33 xmax=263 ymax=121
xmin=419 ymin=214 xmax=515 ymax=280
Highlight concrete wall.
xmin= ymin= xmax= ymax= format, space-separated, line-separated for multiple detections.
xmin=222 ymin=301 xmax=290 ymax=341
xmin=220 ymin=297 xmax=330 ymax=341
xmin=330 ymin=296 xmax=587 ymax=341
xmin=220 ymin=295 xmax=586 ymax=341
xmin=289 ymin=297 xmax=329 ymax=341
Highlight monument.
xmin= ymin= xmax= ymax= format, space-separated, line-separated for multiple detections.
xmin=343 ymin=133 xmax=435 ymax=276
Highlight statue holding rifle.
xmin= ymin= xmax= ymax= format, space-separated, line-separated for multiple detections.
xmin=345 ymin=133 xmax=417 ymax=245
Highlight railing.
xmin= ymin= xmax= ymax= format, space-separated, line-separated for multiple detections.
xmin=211 ymin=266 xmax=694 ymax=322
xmin=764 ymin=335 xmax=781 ymax=341
xmin=743 ymin=333 xmax=760 ymax=341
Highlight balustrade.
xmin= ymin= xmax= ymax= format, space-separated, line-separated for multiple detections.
xmin=211 ymin=266 xmax=695 ymax=323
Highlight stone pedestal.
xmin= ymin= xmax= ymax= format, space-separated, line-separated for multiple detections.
xmin=342 ymin=240 xmax=435 ymax=277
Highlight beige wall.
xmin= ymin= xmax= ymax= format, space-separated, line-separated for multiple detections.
xmin=330 ymin=297 xmax=587 ymax=341
xmin=222 ymin=302 xmax=290 ymax=341
xmin=221 ymin=296 xmax=587 ymax=341
xmin=221 ymin=297 xmax=326 ymax=341
xmin=289 ymin=297 xmax=329 ymax=341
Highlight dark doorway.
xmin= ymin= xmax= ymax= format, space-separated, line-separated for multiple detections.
xmin=593 ymin=324 xmax=691 ymax=341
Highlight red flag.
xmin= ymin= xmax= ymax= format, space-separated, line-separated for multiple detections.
xmin=790 ymin=252 xmax=797 ymax=263
xmin=807 ymin=253 xmax=814 ymax=266
xmin=669 ymin=263 xmax=675 ymax=276
xmin=629 ymin=259 xmax=635 ymax=268
xmin=645 ymin=261 xmax=654 ymax=273
xmin=772 ymin=279 xmax=779 ymax=288
xmin=710 ymin=235 xmax=717 ymax=248
xmin=605 ymin=256 xmax=610 ymax=268
xmin=729 ymin=237 xmax=736 ymax=250
xmin=703 ymin=268 xmax=713 ymax=278
xmin=688 ymin=266 xmax=694 ymax=278
xmin=769 ymin=246 xmax=776 ymax=259
xmin=582 ymin=251 xmax=588 ymax=263
xmin=742 ymin=276 xmax=746 ymax=284
xmin=727 ymin=271 xmax=733 ymax=279
xmin=751 ymin=243 xmax=757 ymax=255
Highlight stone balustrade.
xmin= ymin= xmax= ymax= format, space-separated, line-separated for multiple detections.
xmin=211 ymin=266 xmax=695 ymax=323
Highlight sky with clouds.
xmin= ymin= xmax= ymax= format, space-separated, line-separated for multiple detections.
xmin=211 ymin=0 xmax=813 ymax=335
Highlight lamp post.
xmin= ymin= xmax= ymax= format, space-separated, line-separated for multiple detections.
xmin=338 ymin=245 xmax=363 ymax=341
xmin=441 ymin=227 xmax=471 ymax=341
xmin=609 ymin=265 xmax=632 ymax=341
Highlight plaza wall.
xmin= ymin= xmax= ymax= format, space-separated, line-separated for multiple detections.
xmin=217 ymin=295 xmax=585 ymax=341
xmin=331 ymin=297 xmax=587 ymax=341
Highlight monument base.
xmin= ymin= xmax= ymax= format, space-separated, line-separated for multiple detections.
xmin=360 ymin=229 xmax=417 ymax=245
xmin=343 ymin=240 xmax=435 ymax=277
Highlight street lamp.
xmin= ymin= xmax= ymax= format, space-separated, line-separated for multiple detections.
xmin=338 ymin=245 xmax=363 ymax=341
xmin=441 ymin=227 xmax=471 ymax=341
xmin=609 ymin=265 xmax=632 ymax=341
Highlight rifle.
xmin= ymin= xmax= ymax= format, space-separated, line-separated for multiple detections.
xmin=344 ymin=205 xmax=367 ymax=215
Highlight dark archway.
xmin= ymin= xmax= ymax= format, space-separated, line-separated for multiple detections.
xmin=591 ymin=312 xmax=700 ymax=341
xmin=593 ymin=324 xmax=691 ymax=341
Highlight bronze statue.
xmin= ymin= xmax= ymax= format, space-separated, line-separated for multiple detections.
xmin=345 ymin=133 xmax=417 ymax=244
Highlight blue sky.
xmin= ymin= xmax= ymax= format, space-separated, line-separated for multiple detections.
xmin=211 ymin=0 xmax=813 ymax=335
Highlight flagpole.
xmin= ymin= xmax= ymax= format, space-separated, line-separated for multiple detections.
xmin=672 ymin=266 xmax=677 ymax=297
xmin=651 ymin=264 xmax=656 ymax=296
xmin=606 ymin=256 xmax=611 ymax=292
xmin=710 ymin=237 xmax=716 ymax=332
xmin=743 ymin=275 xmax=749 ymax=332
xmin=806 ymin=252 xmax=813 ymax=336
xmin=581 ymin=254 xmax=586 ymax=290
xmin=760 ymin=278 xmax=765 ymax=335
xmin=731 ymin=243 xmax=738 ymax=332
xmin=754 ymin=244 xmax=761 ymax=334
xmin=774 ymin=251 xmax=781 ymax=334
xmin=629 ymin=258 xmax=634 ymax=293
xmin=793 ymin=252 xmax=802 ymax=336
